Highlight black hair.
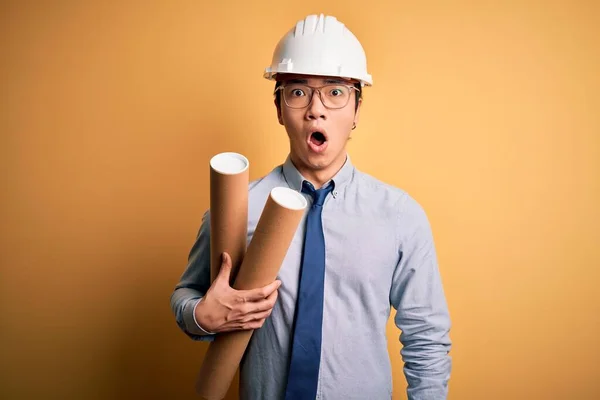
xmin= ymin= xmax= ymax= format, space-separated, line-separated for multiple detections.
xmin=274 ymin=80 xmax=362 ymax=112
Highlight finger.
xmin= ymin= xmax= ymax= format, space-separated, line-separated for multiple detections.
xmin=220 ymin=317 xmax=268 ymax=331
xmin=242 ymin=280 xmax=282 ymax=302
xmin=216 ymin=252 xmax=232 ymax=284
xmin=242 ymin=319 xmax=267 ymax=330
xmin=241 ymin=289 xmax=279 ymax=314
xmin=241 ymin=308 xmax=273 ymax=323
xmin=265 ymin=288 xmax=278 ymax=305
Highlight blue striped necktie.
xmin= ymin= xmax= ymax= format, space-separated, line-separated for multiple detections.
xmin=284 ymin=180 xmax=334 ymax=400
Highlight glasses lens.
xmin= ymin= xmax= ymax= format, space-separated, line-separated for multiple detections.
xmin=283 ymin=85 xmax=310 ymax=108
xmin=321 ymin=85 xmax=351 ymax=108
xmin=282 ymin=85 xmax=352 ymax=109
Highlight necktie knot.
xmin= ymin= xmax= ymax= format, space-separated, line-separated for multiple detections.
xmin=302 ymin=181 xmax=334 ymax=207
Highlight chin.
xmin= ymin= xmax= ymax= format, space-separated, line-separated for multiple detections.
xmin=292 ymin=142 xmax=343 ymax=171
xmin=305 ymin=152 xmax=337 ymax=170
xmin=308 ymin=160 xmax=330 ymax=170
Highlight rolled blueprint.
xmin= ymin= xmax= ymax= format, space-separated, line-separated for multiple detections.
xmin=209 ymin=152 xmax=249 ymax=284
xmin=196 ymin=187 xmax=308 ymax=400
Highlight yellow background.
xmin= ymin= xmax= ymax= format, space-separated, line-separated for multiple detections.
xmin=2 ymin=1 xmax=599 ymax=399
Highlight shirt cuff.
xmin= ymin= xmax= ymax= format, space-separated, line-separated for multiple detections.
xmin=188 ymin=297 xmax=216 ymax=335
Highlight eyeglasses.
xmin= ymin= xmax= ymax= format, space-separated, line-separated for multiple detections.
xmin=274 ymin=84 xmax=359 ymax=109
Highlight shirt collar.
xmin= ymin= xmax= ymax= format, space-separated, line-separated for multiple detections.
xmin=282 ymin=154 xmax=355 ymax=193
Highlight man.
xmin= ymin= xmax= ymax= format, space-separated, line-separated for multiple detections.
xmin=171 ymin=14 xmax=452 ymax=400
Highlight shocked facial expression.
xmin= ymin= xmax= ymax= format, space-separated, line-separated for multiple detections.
xmin=275 ymin=74 xmax=361 ymax=173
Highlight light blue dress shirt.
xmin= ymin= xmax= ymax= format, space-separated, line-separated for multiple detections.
xmin=170 ymin=155 xmax=452 ymax=400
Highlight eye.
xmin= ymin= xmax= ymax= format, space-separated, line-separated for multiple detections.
xmin=329 ymin=87 xmax=345 ymax=97
xmin=290 ymin=88 xmax=305 ymax=97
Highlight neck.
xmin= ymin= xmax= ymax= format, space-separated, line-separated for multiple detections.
xmin=290 ymin=152 xmax=347 ymax=189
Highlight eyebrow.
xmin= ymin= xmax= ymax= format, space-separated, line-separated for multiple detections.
xmin=324 ymin=79 xmax=348 ymax=84
xmin=286 ymin=79 xmax=309 ymax=84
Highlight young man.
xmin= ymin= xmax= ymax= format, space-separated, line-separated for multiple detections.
xmin=171 ymin=14 xmax=452 ymax=400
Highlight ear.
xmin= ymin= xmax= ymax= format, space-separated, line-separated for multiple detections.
xmin=274 ymin=98 xmax=284 ymax=125
xmin=353 ymin=97 xmax=362 ymax=128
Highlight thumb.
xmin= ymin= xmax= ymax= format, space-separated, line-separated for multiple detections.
xmin=216 ymin=252 xmax=232 ymax=284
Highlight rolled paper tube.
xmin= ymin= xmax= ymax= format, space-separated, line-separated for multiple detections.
xmin=195 ymin=187 xmax=308 ymax=400
xmin=209 ymin=152 xmax=249 ymax=284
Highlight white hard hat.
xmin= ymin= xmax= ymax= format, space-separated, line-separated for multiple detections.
xmin=264 ymin=14 xmax=373 ymax=86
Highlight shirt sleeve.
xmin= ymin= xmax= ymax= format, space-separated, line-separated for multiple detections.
xmin=389 ymin=195 xmax=452 ymax=400
xmin=170 ymin=210 xmax=216 ymax=341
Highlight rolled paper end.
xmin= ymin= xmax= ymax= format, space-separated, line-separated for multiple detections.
xmin=270 ymin=187 xmax=307 ymax=211
xmin=210 ymin=152 xmax=249 ymax=175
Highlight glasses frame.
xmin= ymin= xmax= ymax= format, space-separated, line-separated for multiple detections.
xmin=274 ymin=84 xmax=360 ymax=110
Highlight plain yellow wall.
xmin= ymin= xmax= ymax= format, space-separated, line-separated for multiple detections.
xmin=2 ymin=1 xmax=599 ymax=399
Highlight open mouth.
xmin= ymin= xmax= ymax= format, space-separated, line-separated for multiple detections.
xmin=307 ymin=130 xmax=328 ymax=153
xmin=310 ymin=131 xmax=327 ymax=146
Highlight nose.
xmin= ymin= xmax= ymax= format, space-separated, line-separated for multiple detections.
xmin=305 ymin=89 xmax=327 ymax=121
